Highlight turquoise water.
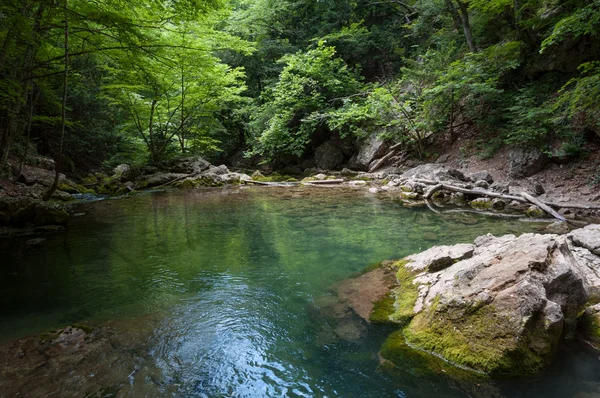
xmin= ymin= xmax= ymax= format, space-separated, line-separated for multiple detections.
xmin=0 ymin=187 xmax=597 ymax=397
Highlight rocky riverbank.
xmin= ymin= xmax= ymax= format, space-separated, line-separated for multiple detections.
xmin=2 ymin=150 xmax=598 ymax=238
xmin=335 ymin=224 xmax=600 ymax=379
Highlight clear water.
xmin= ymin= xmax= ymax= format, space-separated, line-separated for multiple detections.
xmin=0 ymin=187 xmax=598 ymax=397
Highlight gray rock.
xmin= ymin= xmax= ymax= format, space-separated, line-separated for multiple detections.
xmin=470 ymin=197 xmax=492 ymax=209
xmin=405 ymin=243 xmax=475 ymax=272
xmin=251 ymin=170 xmax=264 ymax=179
xmin=140 ymin=172 xmax=188 ymax=188
xmin=546 ymin=221 xmax=570 ymax=234
xmin=491 ymin=198 xmax=506 ymax=210
xmin=509 ymin=147 xmax=549 ymax=178
xmin=436 ymin=154 xmax=451 ymax=164
xmin=490 ymin=182 xmax=510 ymax=194
xmin=314 ymin=140 xmax=345 ymax=170
xmin=208 ymin=165 xmax=229 ymax=175
xmin=349 ymin=134 xmax=389 ymax=171
xmin=526 ymin=205 xmax=546 ymax=218
xmin=468 ymin=170 xmax=494 ymax=183
xmin=171 ymin=156 xmax=211 ymax=174
xmin=568 ymin=224 xmax=600 ymax=255
xmin=401 ymin=164 xmax=466 ymax=182
xmin=473 ymin=180 xmax=489 ymax=189
xmin=340 ymin=168 xmax=358 ymax=177
xmin=390 ymin=230 xmax=597 ymax=376
xmin=314 ymin=173 xmax=327 ymax=180
xmin=221 ymin=173 xmax=251 ymax=183
xmin=112 ymin=164 xmax=132 ymax=181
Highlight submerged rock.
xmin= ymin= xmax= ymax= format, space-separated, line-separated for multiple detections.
xmin=344 ymin=226 xmax=600 ymax=378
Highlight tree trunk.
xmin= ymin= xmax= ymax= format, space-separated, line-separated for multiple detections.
xmin=43 ymin=0 xmax=69 ymax=201
xmin=148 ymin=98 xmax=158 ymax=164
xmin=16 ymin=87 xmax=39 ymax=179
xmin=445 ymin=0 xmax=477 ymax=53
xmin=456 ymin=1 xmax=477 ymax=52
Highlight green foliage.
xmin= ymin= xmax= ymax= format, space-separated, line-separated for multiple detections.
xmin=251 ymin=43 xmax=363 ymax=159
xmin=541 ymin=0 xmax=600 ymax=53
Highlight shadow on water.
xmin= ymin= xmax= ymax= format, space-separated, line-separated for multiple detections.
xmin=0 ymin=186 xmax=597 ymax=397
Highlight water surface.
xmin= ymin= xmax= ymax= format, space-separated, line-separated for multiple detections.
xmin=1 ymin=187 xmax=598 ymax=397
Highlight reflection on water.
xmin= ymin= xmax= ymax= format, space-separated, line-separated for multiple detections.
xmin=0 ymin=186 xmax=596 ymax=397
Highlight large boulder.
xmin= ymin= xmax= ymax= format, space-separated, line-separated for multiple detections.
xmin=314 ymin=140 xmax=345 ymax=170
xmin=349 ymin=134 xmax=389 ymax=171
xmin=355 ymin=227 xmax=600 ymax=377
xmin=509 ymin=147 xmax=549 ymax=178
xmin=171 ymin=156 xmax=211 ymax=174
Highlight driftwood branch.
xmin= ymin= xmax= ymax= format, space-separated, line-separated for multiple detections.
xmin=520 ymin=192 xmax=567 ymax=222
xmin=423 ymin=183 xmax=524 ymax=202
xmin=245 ymin=180 xmax=273 ymax=186
xmin=306 ymin=179 xmax=344 ymax=185
xmin=422 ymin=181 xmax=573 ymax=222
xmin=369 ymin=151 xmax=397 ymax=172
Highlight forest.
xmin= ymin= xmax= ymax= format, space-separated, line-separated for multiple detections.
xmin=0 ymin=0 xmax=599 ymax=190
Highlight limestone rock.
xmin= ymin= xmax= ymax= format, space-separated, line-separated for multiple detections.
xmin=207 ymin=165 xmax=229 ymax=175
xmin=401 ymin=164 xmax=466 ymax=182
xmin=470 ymin=197 xmax=492 ymax=209
xmin=397 ymin=232 xmax=591 ymax=376
xmin=509 ymin=147 xmax=549 ymax=178
xmin=404 ymin=244 xmax=474 ymax=272
xmin=491 ymin=198 xmax=506 ymax=210
xmin=473 ymin=180 xmax=489 ymax=189
xmin=568 ymin=224 xmax=600 ymax=255
xmin=112 ymin=164 xmax=132 ymax=181
xmin=251 ymin=170 xmax=264 ymax=179
xmin=171 ymin=156 xmax=211 ymax=174
xmin=526 ymin=205 xmax=546 ymax=218
xmin=139 ymin=172 xmax=188 ymax=188
xmin=349 ymin=134 xmax=389 ymax=171
xmin=314 ymin=140 xmax=345 ymax=170
xmin=468 ymin=170 xmax=494 ymax=183
xmin=546 ymin=221 xmax=570 ymax=234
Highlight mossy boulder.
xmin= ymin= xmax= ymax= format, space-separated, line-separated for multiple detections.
xmin=377 ymin=230 xmax=600 ymax=378
xmin=469 ymin=197 xmax=493 ymax=210
xmin=526 ymin=205 xmax=546 ymax=218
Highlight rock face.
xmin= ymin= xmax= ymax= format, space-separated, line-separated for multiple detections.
xmin=354 ymin=226 xmax=600 ymax=377
xmin=509 ymin=147 xmax=549 ymax=178
xmin=0 ymin=197 xmax=69 ymax=227
xmin=314 ymin=140 xmax=345 ymax=170
xmin=349 ymin=134 xmax=389 ymax=171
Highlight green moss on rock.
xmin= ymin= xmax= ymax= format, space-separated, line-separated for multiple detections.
xmin=388 ymin=259 xmax=420 ymax=324
xmin=370 ymin=291 xmax=396 ymax=324
xmin=403 ymin=299 xmax=556 ymax=377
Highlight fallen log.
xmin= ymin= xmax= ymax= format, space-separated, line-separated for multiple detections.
xmin=423 ymin=183 xmax=524 ymax=202
xmin=369 ymin=151 xmax=397 ymax=172
xmin=307 ymin=179 xmax=344 ymax=185
xmin=245 ymin=179 xmax=273 ymax=185
xmin=520 ymin=192 xmax=567 ymax=222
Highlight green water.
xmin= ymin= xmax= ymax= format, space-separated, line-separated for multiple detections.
xmin=1 ymin=187 xmax=598 ymax=397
